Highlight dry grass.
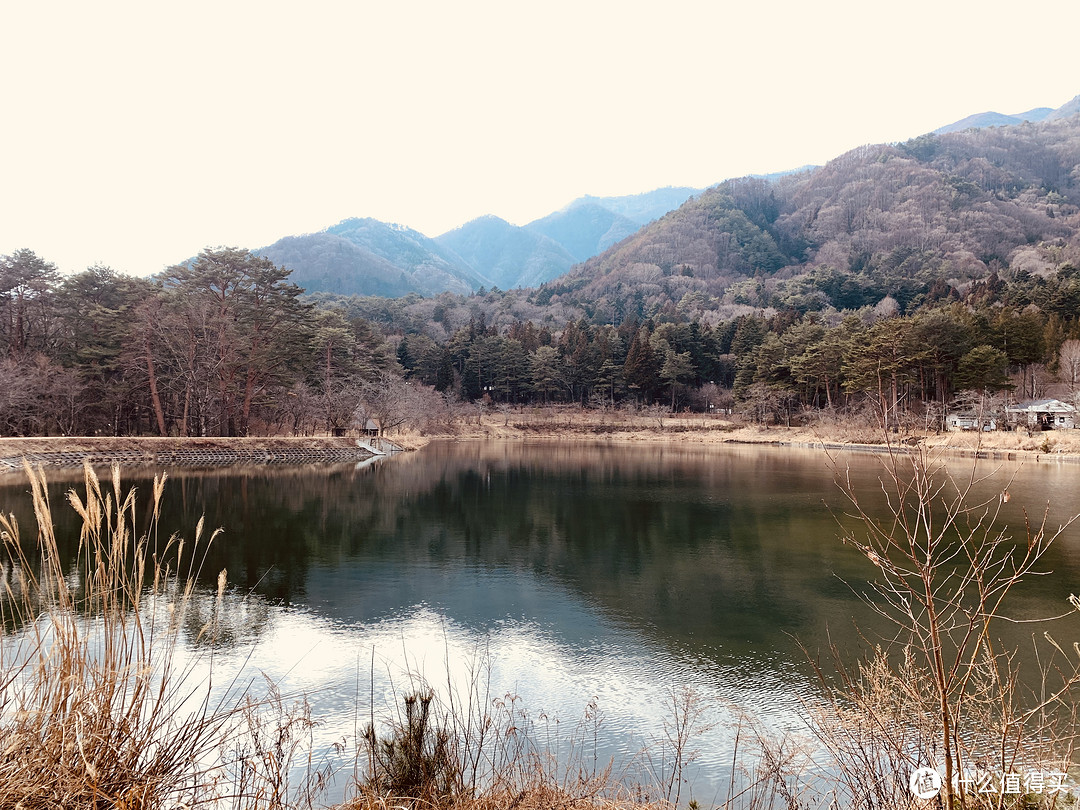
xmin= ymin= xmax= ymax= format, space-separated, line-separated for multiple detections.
xmin=336 ymin=790 xmax=673 ymax=810
xmin=0 ymin=460 xmax=339 ymax=809
xmin=393 ymin=405 xmax=1080 ymax=462
xmin=0 ymin=461 xmax=227 ymax=807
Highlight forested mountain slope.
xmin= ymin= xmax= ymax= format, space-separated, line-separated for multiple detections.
xmin=535 ymin=116 xmax=1080 ymax=320
xmin=257 ymin=233 xmax=446 ymax=297
xmin=324 ymin=218 xmax=490 ymax=290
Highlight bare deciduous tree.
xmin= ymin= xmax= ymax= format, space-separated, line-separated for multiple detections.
xmin=1058 ymin=339 xmax=1080 ymax=403
xmin=356 ymin=374 xmax=450 ymax=436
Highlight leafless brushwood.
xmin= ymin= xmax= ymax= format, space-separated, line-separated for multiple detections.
xmin=816 ymin=439 xmax=1080 ymax=808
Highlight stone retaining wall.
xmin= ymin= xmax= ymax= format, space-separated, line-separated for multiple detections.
xmin=0 ymin=446 xmax=375 ymax=473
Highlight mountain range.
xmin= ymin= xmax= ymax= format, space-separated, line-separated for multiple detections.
xmin=256 ymin=187 xmax=702 ymax=297
xmin=257 ymin=94 xmax=1080 ymax=304
xmin=337 ymin=106 xmax=1080 ymax=344
xmin=256 ymin=221 xmax=479 ymax=298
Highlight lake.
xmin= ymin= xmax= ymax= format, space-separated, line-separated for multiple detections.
xmin=3 ymin=440 xmax=1079 ymax=804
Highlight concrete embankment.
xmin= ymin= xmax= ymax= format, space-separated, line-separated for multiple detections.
xmin=0 ymin=437 xmax=378 ymax=474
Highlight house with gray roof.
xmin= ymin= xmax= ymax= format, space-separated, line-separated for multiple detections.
xmin=1005 ymin=398 xmax=1077 ymax=430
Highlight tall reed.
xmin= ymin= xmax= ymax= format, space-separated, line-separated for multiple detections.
xmin=0 ymin=460 xmax=246 ymax=808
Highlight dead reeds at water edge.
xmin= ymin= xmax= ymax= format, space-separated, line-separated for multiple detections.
xmin=0 ymin=460 xmax=324 ymax=808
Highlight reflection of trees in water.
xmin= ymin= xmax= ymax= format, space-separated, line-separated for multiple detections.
xmin=2 ymin=445 xmax=1078 ymax=663
xmin=384 ymin=443 xmax=875 ymax=652
xmin=307 ymin=443 xmax=893 ymax=652
xmin=0 ymin=550 xmax=276 ymax=653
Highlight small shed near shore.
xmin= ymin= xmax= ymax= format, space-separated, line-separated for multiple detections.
xmin=329 ymin=419 xmax=380 ymax=438
xmin=1006 ymin=398 xmax=1077 ymax=430
xmin=946 ymin=411 xmax=997 ymax=431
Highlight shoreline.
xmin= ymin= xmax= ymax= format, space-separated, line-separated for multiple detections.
xmin=398 ymin=413 xmax=1080 ymax=464
xmin=4 ymin=419 xmax=1080 ymax=470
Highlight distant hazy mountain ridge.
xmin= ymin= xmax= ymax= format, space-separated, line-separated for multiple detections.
xmin=256 ymin=233 xmax=423 ymax=298
xmin=258 ymin=217 xmax=486 ymax=297
xmin=257 ymin=187 xmax=702 ymax=297
xmin=933 ymin=94 xmax=1080 ymax=134
xmin=524 ymin=202 xmax=640 ymax=262
xmin=565 ymin=187 xmax=703 ymax=224
xmin=435 ymin=216 xmax=576 ymax=289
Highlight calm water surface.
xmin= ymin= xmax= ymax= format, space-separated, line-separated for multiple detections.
xmin=4 ymin=441 xmax=1079 ymax=803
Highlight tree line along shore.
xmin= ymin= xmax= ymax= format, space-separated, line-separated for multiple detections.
xmin=4 ymin=241 xmax=1080 ymax=448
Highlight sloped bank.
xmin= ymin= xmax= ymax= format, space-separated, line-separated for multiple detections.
xmin=0 ymin=436 xmax=378 ymax=474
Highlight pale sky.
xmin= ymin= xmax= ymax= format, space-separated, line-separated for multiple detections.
xmin=2 ymin=0 xmax=1079 ymax=277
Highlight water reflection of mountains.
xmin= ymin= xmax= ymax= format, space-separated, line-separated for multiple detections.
xmin=3 ymin=442 xmax=1078 ymax=665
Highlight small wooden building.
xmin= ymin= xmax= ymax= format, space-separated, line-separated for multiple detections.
xmin=1006 ymin=398 xmax=1077 ymax=430
xmin=946 ymin=411 xmax=997 ymax=431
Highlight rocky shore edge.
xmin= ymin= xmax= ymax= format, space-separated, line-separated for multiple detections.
xmin=0 ymin=437 xmax=379 ymax=474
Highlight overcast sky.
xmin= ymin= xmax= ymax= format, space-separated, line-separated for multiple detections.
xmin=2 ymin=0 xmax=1079 ymax=277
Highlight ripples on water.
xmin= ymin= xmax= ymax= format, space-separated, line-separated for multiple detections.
xmin=177 ymin=565 xmax=815 ymax=802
